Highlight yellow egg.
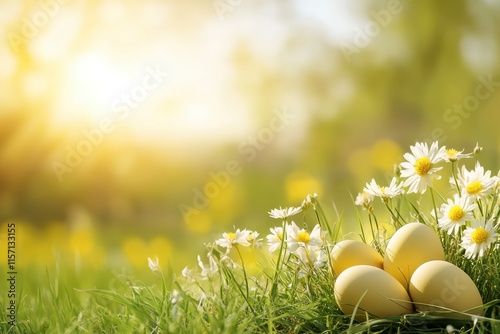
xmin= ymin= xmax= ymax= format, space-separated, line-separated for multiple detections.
xmin=334 ymin=265 xmax=413 ymax=321
xmin=331 ymin=240 xmax=383 ymax=276
xmin=383 ymin=222 xmax=444 ymax=288
xmin=409 ymin=260 xmax=483 ymax=317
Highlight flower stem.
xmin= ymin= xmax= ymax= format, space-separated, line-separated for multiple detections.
xmin=235 ymin=246 xmax=250 ymax=299
xmin=451 ymin=161 xmax=460 ymax=193
xmin=384 ymin=200 xmax=403 ymax=229
xmin=429 ymin=187 xmax=440 ymax=227
xmin=270 ymin=220 xmax=287 ymax=298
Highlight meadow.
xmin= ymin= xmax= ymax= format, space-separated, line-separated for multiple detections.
xmin=2 ymin=142 xmax=500 ymax=333
xmin=2 ymin=2 xmax=500 ymax=333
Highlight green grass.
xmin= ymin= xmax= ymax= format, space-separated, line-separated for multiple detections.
xmin=2 ymin=147 xmax=500 ymax=333
xmin=1 ymin=247 xmax=498 ymax=333
xmin=1 ymin=201 xmax=499 ymax=334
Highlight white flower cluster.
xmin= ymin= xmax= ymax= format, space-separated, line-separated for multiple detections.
xmin=173 ymin=198 xmax=327 ymax=284
xmin=266 ymin=221 xmax=327 ymax=270
xmin=148 ymin=140 xmax=498 ymax=311
xmin=212 ymin=202 xmax=328 ymax=276
xmin=265 ymin=199 xmax=328 ymax=271
xmin=356 ymin=141 xmax=500 ymax=259
xmin=144 ymin=141 xmax=500 ymax=323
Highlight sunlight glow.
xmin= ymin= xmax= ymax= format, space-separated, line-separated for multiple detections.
xmin=25 ymin=1 xmax=315 ymax=148
xmin=70 ymin=53 xmax=121 ymax=100
xmin=53 ymin=52 xmax=125 ymax=126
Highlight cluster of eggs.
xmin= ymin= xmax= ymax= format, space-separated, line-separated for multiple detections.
xmin=332 ymin=222 xmax=483 ymax=320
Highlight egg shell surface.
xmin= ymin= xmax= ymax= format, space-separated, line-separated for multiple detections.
xmin=383 ymin=222 xmax=444 ymax=288
xmin=334 ymin=265 xmax=413 ymax=321
xmin=331 ymin=240 xmax=383 ymax=276
xmin=409 ymin=260 xmax=483 ymax=317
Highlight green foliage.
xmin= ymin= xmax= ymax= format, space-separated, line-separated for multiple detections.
xmin=2 ymin=197 xmax=499 ymax=333
xmin=4 ymin=144 xmax=500 ymax=333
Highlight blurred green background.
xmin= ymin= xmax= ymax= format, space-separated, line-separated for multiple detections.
xmin=1 ymin=0 xmax=500 ymax=277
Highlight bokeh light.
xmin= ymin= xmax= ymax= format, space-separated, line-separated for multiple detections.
xmin=1 ymin=1 xmax=500 ymax=279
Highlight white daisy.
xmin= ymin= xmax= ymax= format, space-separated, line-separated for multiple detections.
xmin=198 ymin=253 xmax=219 ymax=278
xmin=266 ymin=226 xmax=285 ymax=253
xmin=363 ymin=177 xmax=404 ymax=200
xmin=268 ymin=206 xmax=302 ymax=220
xmin=170 ymin=289 xmax=182 ymax=304
xmin=215 ymin=229 xmax=251 ymax=249
xmin=461 ymin=218 xmax=499 ymax=259
xmin=442 ymin=148 xmax=472 ymax=163
xmin=454 ymin=162 xmax=498 ymax=199
xmin=294 ymin=246 xmax=328 ymax=268
xmin=312 ymin=248 xmax=328 ymax=268
xmin=301 ymin=193 xmax=318 ymax=210
xmin=197 ymin=292 xmax=208 ymax=311
xmin=181 ymin=266 xmax=193 ymax=278
xmin=400 ymin=141 xmax=446 ymax=194
xmin=473 ymin=143 xmax=483 ymax=155
xmin=436 ymin=194 xmax=476 ymax=235
xmin=247 ymin=230 xmax=262 ymax=248
xmin=355 ymin=191 xmax=373 ymax=207
xmin=147 ymin=257 xmax=160 ymax=272
xmin=286 ymin=222 xmax=322 ymax=253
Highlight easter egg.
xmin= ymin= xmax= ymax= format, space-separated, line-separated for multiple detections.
xmin=383 ymin=222 xmax=444 ymax=288
xmin=331 ymin=240 xmax=383 ymax=276
xmin=409 ymin=260 xmax=483 ymax=317
xmin=334 ymin=265 xmax=413 ymax=321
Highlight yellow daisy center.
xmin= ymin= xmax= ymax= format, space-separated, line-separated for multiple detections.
xmin=446 ymin=148 xmax=458 ymax=158
xmin=414 ymin=157 xmax=432 ymax=176
xmin=379 ymin=186 xmax=386 ymax=194
xmin=471 ymin=227 xmax=489 ymax=244
xmin=448 ymin=205 xmax=464 ymax=221
xmin=466 ymin=180 xmax=482 ymax=195
xmin=297 ymin=231 xmax=311 ymax=244
xmin=227 ymin=232 xmax=236 ymax=241
xmin=277 ymin=232 xmax=283 ymax=240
